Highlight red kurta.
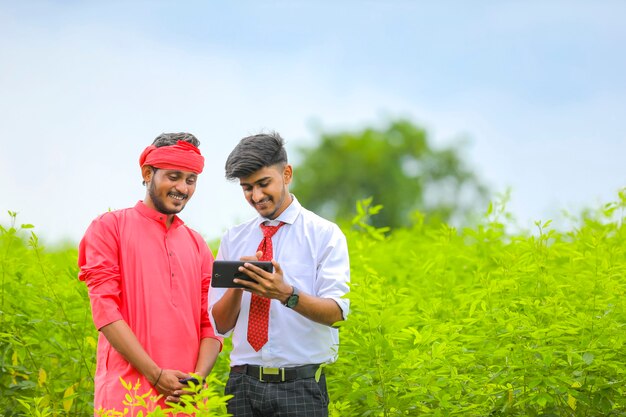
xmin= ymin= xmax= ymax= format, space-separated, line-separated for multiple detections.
xmin=78 ymin=201 xmax=219 ymax=413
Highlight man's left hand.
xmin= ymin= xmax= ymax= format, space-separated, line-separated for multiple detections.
xmin=234 ymin=260 xmax=292 ymax=303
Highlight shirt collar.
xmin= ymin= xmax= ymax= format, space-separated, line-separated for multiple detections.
xmin=257 ymin=194 xmax=301 ymax=227
xmin=134 ymin=200 xmax=184 ymax=228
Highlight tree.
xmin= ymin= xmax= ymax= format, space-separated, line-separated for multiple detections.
xmin=290 ymin=119 xmax=488 ymax=229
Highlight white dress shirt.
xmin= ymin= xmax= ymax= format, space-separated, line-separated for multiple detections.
xmin=208 ymin=196 xmax=350 ymax=367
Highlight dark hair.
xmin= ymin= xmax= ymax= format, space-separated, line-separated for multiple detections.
xmin=225 ymin=132 xmax=288 ymax=180
xmin=152 ymin=132 xmax=200 ymax=148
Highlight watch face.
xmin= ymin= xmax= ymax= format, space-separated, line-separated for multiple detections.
xmin=286 ymin=294 xmax=299 ymax=308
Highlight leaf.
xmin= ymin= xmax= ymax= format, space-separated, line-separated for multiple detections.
xmin=582 ymin=352 xmax=594 ymax=365
xmin=120 ymin=376 xmax=132 ymax=390
xmin=369 ymin=204 xmax=384 ymax=215
xmin=535 ymin=392 xmax=552 ymax=407
xmin=86 ymin=335 xmax=97 ymax=348
xmin=567 ymin=393 xmax=577 ymax=410
xmin=315 ymin=366 xmax=323 ymax=382
xmin=38 ymin=368 xmax=47 ymax=387
xmin=17 ymin=398 xmax=31 ymax=411
xmin=63 ymin=384 xmax=75 ymax=412
xmin=468 ymin=299 xmax=479 ymax=318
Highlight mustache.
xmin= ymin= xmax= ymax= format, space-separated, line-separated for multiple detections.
xmin=169 ymin=192 xmax=189 ymax=199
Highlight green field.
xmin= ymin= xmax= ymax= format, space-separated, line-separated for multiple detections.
xmin=2 ymin=193 xmax=625 ymax=416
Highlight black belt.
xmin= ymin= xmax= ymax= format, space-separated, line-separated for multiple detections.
xmin=231 ymin=364 xmax=322 ymax=383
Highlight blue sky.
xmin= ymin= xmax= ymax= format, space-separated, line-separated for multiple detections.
xmin=1 ymin=1 xmax=625 ymax=244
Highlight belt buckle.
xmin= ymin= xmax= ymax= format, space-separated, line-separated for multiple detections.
xmin=259 ymin=366 xmax=285 ymax=382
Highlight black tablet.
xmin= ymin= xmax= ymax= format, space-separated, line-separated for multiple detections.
xmin=211 ymin=260 xmax=274 ymax=288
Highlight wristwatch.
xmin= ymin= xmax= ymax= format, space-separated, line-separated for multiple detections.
xmin=284 ymin=286 xmax=299 ymax=308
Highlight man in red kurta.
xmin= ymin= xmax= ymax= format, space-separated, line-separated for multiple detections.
xmin=78 ymin=133 xmax=222 ymax=414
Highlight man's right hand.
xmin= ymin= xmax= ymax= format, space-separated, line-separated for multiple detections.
xmin=212 ymin=252 xmax=263 ymax=334
xmin=155 ymin=368 xmax=189 ymax=402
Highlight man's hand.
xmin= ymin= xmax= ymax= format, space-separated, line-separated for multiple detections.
xmin=211 ymin=252 xmax=263 ymax=334
xmin=157 ymin=369 xmax=193 ymax=403
xmin=234 ymin=259 xmax=292 ymax=303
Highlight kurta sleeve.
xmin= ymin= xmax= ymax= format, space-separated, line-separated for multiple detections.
xmin=199 ymin=238 xmax=223 ymax=347
xmin=78 ymin=214 xmax=124 ymax=330
xmin=208 ymin=230 xmax=231 ymax=337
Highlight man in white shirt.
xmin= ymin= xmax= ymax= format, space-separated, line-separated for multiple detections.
xmin=209 ymin=132 xmax=350 ymax=416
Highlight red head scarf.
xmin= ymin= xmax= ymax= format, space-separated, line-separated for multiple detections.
xmin=139 ymin=140 xmax=205 ymax=174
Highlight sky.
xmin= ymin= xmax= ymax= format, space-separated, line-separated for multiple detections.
xmin=1 ymin=1 xmax=625 ymax=245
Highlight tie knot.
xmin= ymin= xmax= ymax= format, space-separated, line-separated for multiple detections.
xmin=261 ymin=222 xmax=285 ymax=238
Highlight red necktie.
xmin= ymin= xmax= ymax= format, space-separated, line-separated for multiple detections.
xmin=247 ymin=222 xmax=285 ymax=351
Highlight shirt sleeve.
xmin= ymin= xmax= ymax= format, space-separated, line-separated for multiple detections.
xmin=316 ymin=225 xmax=351 ymax=319
xmin=77 ymin=214 xmax=124 ymax=330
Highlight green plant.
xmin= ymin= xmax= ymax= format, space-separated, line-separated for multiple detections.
xmin=327 ymin=191 xmax=626 ymax=415
xmin=1 ymin=211 xmax=96 ymax=416
xmin=3 ymin=188 xmax=626 ymax=415
xmin=95 ymin=375 xmax=231 ymax=416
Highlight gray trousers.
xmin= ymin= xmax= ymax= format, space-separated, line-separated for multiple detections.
xmin=225 ymin=371 xmax=329 ymax=417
